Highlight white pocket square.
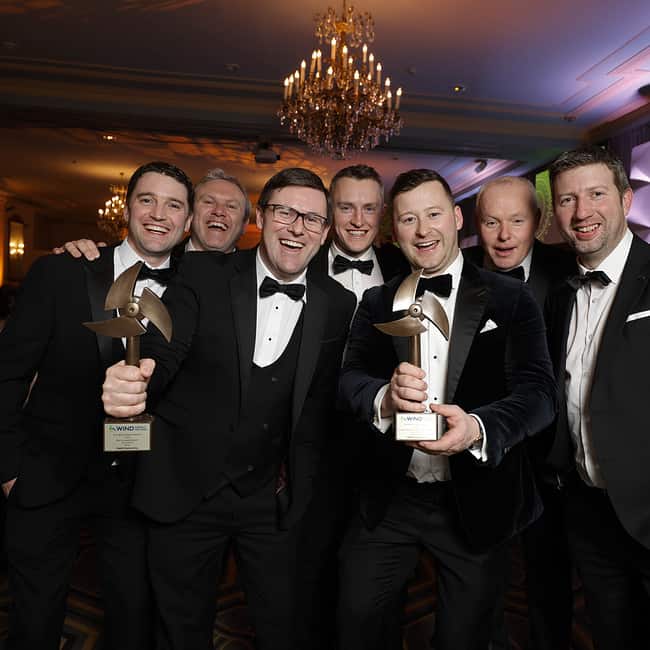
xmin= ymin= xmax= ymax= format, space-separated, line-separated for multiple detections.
xmin=626 ymin=310 xmax=650 ymax=323
xmin=479 ymin=319 xmax=498 ymax=334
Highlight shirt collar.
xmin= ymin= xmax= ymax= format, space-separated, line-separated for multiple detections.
xmin=577 ymin=228 xmax=633 ymax=285
xmin=255 ymin=248 xmax=307 ymax=299
xmin=118 ymin=238 xmax=171 ymax=270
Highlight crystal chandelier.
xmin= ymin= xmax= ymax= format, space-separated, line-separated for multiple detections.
xmin=278 ymin=1 xmax=403 ymax=158
xmin=97 ymin=184 xmax=127 ymax=239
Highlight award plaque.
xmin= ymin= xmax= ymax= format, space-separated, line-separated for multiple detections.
xmin=375 ymin=270 xmax=449 ymax=441
xmin=83 ymin=261 xmax=172 ymax=452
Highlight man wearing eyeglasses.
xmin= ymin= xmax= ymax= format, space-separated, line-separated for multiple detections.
xmin=100 ymin=167 xmax=356 ymax=650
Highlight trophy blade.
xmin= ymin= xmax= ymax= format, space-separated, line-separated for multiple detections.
xmin=392 ymin=269 xmax=423 ymax=312
xmin=375 ymin=315 xmax=426 ymax=337
xmin=138 ymin=288 xmax=173 ymax=342
xmin=83 ymin=316 xmax=146 ymax=338
xmin=105 ymin=262 xmax=142 ymax=310
xmin=420 ymin=293 xmax=450 ymax=340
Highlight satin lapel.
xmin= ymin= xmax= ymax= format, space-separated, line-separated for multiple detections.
xmin=594 ymin=237 xmax=650 ymax=382
xmin=292 ymin=279 xmax=326 ymax=429
xmin=83 ymin=247 xmax=118 ymax=367
xmin=445 ymin=268 xmax=488 ymax=402
xmin=230 ymin=255 xmax=257 ymax=403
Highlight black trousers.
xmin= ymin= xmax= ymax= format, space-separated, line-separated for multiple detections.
xmin=337 ymin=478 xmax=507 ymax=650
xmin=521 ymin=480 xmax=573 ymax=650
xmin=5 ymin=469 xmax=152 ymax=650
xmin=565 ymin=476 xmax=650 ymax=650
xmin=148 ymin=480 xmax=297 ymax=650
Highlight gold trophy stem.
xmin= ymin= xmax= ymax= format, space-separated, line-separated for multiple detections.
xmin=125 ymin=336 xmax=140 ymax=366
xmin=409 ymin=335 xmax=421 ymax=368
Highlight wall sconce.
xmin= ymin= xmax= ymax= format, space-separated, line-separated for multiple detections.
xmin=9 ymin=219 xmax=25 ymax=257
xmin=7 ymin=218 xmax=25 ymax=281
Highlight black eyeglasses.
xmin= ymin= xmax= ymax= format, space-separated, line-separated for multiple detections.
xmin=263 ymin=204 xmax=328 ymax=234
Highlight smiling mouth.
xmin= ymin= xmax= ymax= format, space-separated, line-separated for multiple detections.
xmin=144 ymin=224 xmax=169 ymax=235
xmin=346 ymin=229 xmax=369 ymax=237
xmin=207 ymin=221 xmax=228 ymax=231
xmin=414 ymin=240 xmax=439 ymax=251
xmin=574 ymin=224 xmax=600 ymax=233
xmin=280 ymin=239 xmax=304 ymax=250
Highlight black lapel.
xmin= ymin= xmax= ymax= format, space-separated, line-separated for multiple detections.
xmin=593 ymin=236 xmax=650 ymax=383
xmin=292 ymin=275 xmax=327 ymax=429
xmin=83 ymin=246 xmax=118 ymax=367
xmin=445 ymin=263 xmax=489 ymax=402
xmin=309 ymin=244 xmax=330 ymax=276
xmin=230 ymin=251 xmax=257 ymax=403
xmin=526 ymin=240 xmax=548 ymax=307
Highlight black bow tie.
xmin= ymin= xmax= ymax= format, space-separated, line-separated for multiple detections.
xmin=415 ymin=274 xmax=453 ymax=298
xmin=137 ymin=264 xmax=175 ymax=285
xmin=332 ymin=255 xmax=374 ymax=275
xmin=567 ymin=270 xmax=612 ymax=291
xmin=497 ymin=266 xmax=525 ymax=281
xmin=259 ymin=276 xmax=306 ymax=301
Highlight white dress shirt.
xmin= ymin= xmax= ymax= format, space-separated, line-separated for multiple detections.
xmin=565 ymin=228 xmax=633 ymax=488
xmin=328 ymin=242 xmax=384 ymax=304
xmin=253 ymin=250 xmax=306 ymax=367
xmin=373 ymin=252 xmax=487 ymax=482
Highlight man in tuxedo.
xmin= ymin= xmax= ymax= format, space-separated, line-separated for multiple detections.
xmin=545 ymin=145 xmax=650 ymax=649
xmin=337 ymin=168 xmax=557 ymax=650
xmin=101 ymin=167 xmax=356 ymax=650
xmin=310 ymin=164 xmax=407 ymax=301
xmin=0 ymin=161 xmax=193 ymax=650
xmin=58 ymin=167 xmax=250 ymax=259
xmin=464 ymin=176 xmax=575 ymax=303
xmin=298 ymin=164 xmax=408 ymax=649
xmin=464 ymin=176 xmax=576 ymax=650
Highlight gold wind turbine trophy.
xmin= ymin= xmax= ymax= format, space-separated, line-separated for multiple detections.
xmin=84 ymin=262 xmax=172 ymax=452
xmin=374 ymin=269 xmax=449 ymax=441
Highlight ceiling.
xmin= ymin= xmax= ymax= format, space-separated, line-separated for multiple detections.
xmin=1 ymin=0 xmax=649 ymax=227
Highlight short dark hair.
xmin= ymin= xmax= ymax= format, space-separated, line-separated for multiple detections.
xmin=126 ymin=161 xmax=194 ymax=209
xmin=389 ymin=169 xmax=454 ymax=215
xmin=258 ymin=167 xmax=331 ymax=222
xmin=330 ymin=164 xmax=384 ymax=203
xmin=549 ymin=145 xmax=630 ymax=200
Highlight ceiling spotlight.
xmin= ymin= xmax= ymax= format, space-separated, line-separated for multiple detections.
xmin=101 ymin=134 xmax=117 ymax=142
xmin=452 ymin=84 xmax=466 ymax=94
xmin=253 ymin=141 xmax=280 ymax=164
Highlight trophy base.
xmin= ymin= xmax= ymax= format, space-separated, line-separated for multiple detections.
xmin=104 ymin=414 xmax=153 ymax=452
xmin=395 ymin=411 xmax=439 ymax=441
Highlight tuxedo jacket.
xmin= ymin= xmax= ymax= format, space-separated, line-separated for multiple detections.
xmin=545 ymin=234 xmax=650 ymax=550
xmin=463 ymin=239 xmax=576 ymax=307
xmin=132 ymin=248 xmax=356 ymax=527
xmin=339 ymin=261 xmax=557 ymax=551
xmin=0 ymin=246 xmax=124 ymax=507
xmin=310 ymin=242 xmax=409 ymax=288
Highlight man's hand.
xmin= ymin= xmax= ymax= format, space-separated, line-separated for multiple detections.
xmin=52 ymin=239 xmax=106 ymax=260
xmin=405 ymin=404 xmax=481 ymax=456
xmin=102 ymin=359 xmax=155 ymax=418
xmin=2 ymin=477 xmax=16 ymax=498
xmin=380 ymin=362 xmax=428 ymax=418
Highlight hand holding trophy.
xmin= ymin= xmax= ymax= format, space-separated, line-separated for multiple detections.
xmin=84 ymin=262 xmax=172 ymax=451
xmin=375 ymin=269 xmax=449 ymax=441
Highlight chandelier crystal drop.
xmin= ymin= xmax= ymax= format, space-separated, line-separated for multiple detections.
xmin=278 ymin=1 xmax=403 ymax=158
